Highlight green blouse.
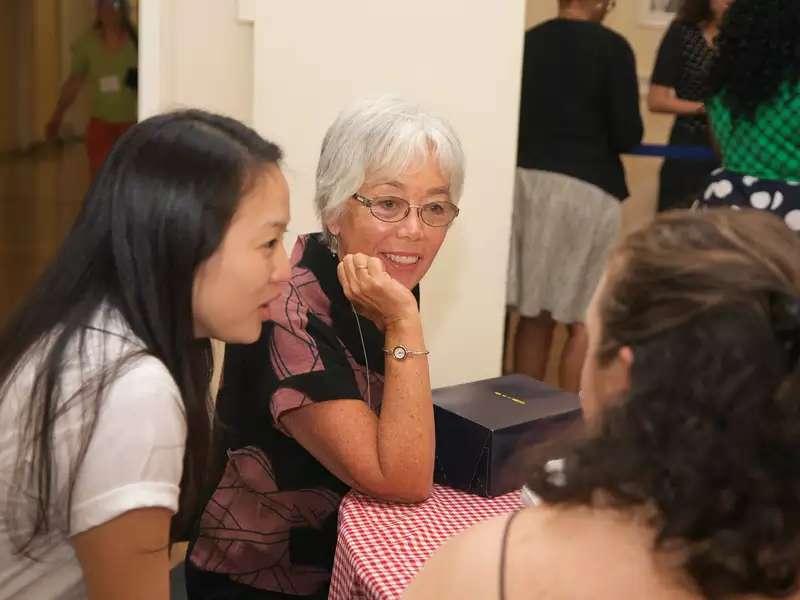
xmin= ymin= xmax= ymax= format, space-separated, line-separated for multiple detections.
xmin=70 ymin=30 xmax=137 ymax=124
xmin=708 ymin=80 xmax=800 ymax=182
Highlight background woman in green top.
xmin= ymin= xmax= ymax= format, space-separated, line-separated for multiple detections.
xmin=46 ymin=0 xmax=138 ymax=178
xmin=700 ymin=0 xmax=800 ymax=233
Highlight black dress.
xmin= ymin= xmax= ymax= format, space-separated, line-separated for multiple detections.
xmin=651 ymin=20 xmax=719 ymax=211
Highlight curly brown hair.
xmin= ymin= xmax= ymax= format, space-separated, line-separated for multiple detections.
xmin=528 ymin=210 xmax=800 ymax=599
xmin=708 ymin=0 xmax=800 ymax=120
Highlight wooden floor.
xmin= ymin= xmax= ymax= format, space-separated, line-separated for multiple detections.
xmin=0 ymin=140 xmax=89 ymax=326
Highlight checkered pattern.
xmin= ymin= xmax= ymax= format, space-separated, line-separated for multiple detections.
xmin=328 ymin=485 xmax=521 ymax=600
xmin=709 ymin=81 xmax=800 ymax=181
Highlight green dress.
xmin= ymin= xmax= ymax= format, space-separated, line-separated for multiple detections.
xmin=70 ymin=30 xmax=137 ymax=124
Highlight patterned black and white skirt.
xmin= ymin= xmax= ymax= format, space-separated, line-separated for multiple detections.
xmin=699 ymin=168 xmax=800 ymax=232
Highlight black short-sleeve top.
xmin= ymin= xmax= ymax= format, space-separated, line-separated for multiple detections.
xmin=651 ymin=20 xmax=715 ymax=144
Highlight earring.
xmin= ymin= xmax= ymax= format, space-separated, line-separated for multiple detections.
xmin=328 ymin=232 xmax=341 ymax=258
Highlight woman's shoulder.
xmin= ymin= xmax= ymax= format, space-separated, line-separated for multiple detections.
xmin=581 ymin=23 xmax=635 ymax=60
xmin=72 ymin=28 xmax=102 ymax=53
xmin=403 ymin=510 xmax=512 ymax=599
xmin=662 ymin=19 xmax=700 ymax=42
xmin=59 ymin=307 xmax=180 ymax=412
xmin=405 ymin=504 xmax=699 ymax=600
xmin=272 ymin=233 xmax=337 ymax=324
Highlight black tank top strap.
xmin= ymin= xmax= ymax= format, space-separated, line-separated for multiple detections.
xmin=499 ymin=509 xmax=524 ymax=600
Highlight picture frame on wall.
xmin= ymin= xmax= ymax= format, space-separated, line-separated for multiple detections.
xmin=639 ymin=0 xmax=681 ymax=27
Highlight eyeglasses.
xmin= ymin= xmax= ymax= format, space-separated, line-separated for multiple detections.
xmin=352 ymin=193 xmax=460 ymax=227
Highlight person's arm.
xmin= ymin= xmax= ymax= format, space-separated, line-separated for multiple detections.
xmin=647 ymin=22 xmax=703 ymax=117
xmin=280 ymin=253 xmax=434 ymax=503
xmin=647 ymin=85 xmax=704 ymax=116
xmin=46 ymin=74 xmax=86 ymax=139
xmin=47 ymin=34 xmax=91 ymax=139
xmin=72 ymin=508 xmax=172 ymax=600
xmin=66 ymin=354 xmax=185 ymax=598
xmin=606 ymin=39 xmax=644 ymax=152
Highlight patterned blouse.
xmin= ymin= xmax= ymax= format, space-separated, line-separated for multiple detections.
xmin=189 ymin=234 xmax=417 ymax=596
xmin=651 ymin=20 xmax=715 ymax=144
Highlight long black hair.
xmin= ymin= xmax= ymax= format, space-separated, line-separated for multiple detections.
xmin=0 ymin=110 xmax=282 ymax=551
xmin=528 ymin=211 xmax=800 ymax=599
xmin=677 ymin=0 xmax=713 ymax=25
xmin=708 ymin=0 xmax=800 ymax=120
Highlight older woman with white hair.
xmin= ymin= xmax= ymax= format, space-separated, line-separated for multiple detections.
xmin=185 ymin=97 xmax=465 ymax=599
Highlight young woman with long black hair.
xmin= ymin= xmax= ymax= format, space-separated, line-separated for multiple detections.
xmin=0 ymin=109 xmax=290 ymax=599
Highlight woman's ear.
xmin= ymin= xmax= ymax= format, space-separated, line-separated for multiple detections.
xmin=609 ymin=346 xmax=634 ymax=397
xmin=326 ymin=218 xmax=341 ymax=237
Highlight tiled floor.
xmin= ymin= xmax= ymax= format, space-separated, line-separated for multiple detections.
xmin=0 ymin=140 xmax=89 ymax=325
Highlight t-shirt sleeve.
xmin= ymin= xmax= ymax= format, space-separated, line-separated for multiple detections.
xmin=69 ymin=34 xmax=91 ymax=78
xmin=68 ymin=356 xmax=186 ymax=536
xmin=605 ymin=36 xmax=644 ymax=152
xmin=267 ymin=290 xmax=361 ymax=425
xmin=651 ymin=21 xmax=683 ymax=88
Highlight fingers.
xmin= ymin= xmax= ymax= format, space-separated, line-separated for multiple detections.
xmin=337 ymin=259 xmax=354 ymax=300
xmin=339 ymin=253 xmax=372 ymax=300
xmin=343 ymin=254 xmax=383 ymax=281
xmin=339 ymin=253 xmax=394 ymax=306
xmin=365 ymin=256 xmax=385 ymax=280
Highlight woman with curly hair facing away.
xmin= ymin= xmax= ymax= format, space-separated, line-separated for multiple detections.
xmin=701 ymin=0 xmax=800 ymax=232
xmin=648 ymin=0 xmax=730 ymax=211
xmin=405 ymin=209 xmax=800 ymax=600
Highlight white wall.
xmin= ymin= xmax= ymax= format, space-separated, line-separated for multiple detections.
xmin=139 ymin=0 xmax=253 ymax=122
xmin=248 ymin=1 xmax=525 ymax=387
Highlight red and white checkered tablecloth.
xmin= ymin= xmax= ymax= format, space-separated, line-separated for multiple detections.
xmin=328 ymin=485 xmax=521 ymax=600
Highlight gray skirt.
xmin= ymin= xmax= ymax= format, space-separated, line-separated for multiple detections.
xmin=506 ymin=168 xmax=621 ymax=323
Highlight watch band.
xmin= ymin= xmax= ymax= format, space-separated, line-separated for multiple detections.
xmin=383 ymin=345 xmax=429 ymax=361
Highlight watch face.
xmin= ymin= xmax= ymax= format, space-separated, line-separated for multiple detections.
xmin=393 ymin=346 xmax=407 ymax=360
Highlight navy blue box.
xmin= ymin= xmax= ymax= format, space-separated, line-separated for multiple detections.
xmin=432 ymin=374 xmax=582 ymax=497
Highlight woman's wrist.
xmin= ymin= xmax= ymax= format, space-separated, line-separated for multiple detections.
xmin=383 ymin=304 xmax=421 ymax=329
xmin=384 ymin=313 xmax=425 ymax=345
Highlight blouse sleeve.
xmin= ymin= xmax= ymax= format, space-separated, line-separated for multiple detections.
xmin=266 ymin=286 xmax=361 ymax=426
xmin=69 ymin=357 xmax=185 ymax=536
xmin=651 ymin=21 xmax=683 ymax=88
xmin=605 ymin=36 xmax=644 ymax=152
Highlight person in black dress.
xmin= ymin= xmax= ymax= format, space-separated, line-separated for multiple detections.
xmin=647 ymin=0 xmax=731 ymax=211
xmin=505 ymin=0 xmax=642 ymax=392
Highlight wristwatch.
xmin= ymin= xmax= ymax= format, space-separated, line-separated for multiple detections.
xmin=384 ymin=345 xmax=429 ymax=361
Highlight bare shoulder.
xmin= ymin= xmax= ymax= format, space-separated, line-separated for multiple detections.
xmin=404 ymin=504 xmax=701 ymax=600
xmin=402 ymin=507 xmax=590 ymax=599
xmin=505 ymin=504 xmax=699 ymax=599
xmin=402 ymin=511 xmax=515 ymax=600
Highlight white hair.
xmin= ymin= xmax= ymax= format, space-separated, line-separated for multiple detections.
xmin=315 ymin=96 xmax=465 ymax=235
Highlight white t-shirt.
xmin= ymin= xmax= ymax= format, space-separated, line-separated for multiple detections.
xmin=0 ymin=309 xmax=186 ymax=599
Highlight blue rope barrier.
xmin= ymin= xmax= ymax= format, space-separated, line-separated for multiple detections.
xmin=628 ymin=143 xmax=716 ymax=161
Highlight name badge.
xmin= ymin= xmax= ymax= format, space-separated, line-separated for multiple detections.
xmin=99 ymin=75 xmax=121 ymax=93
